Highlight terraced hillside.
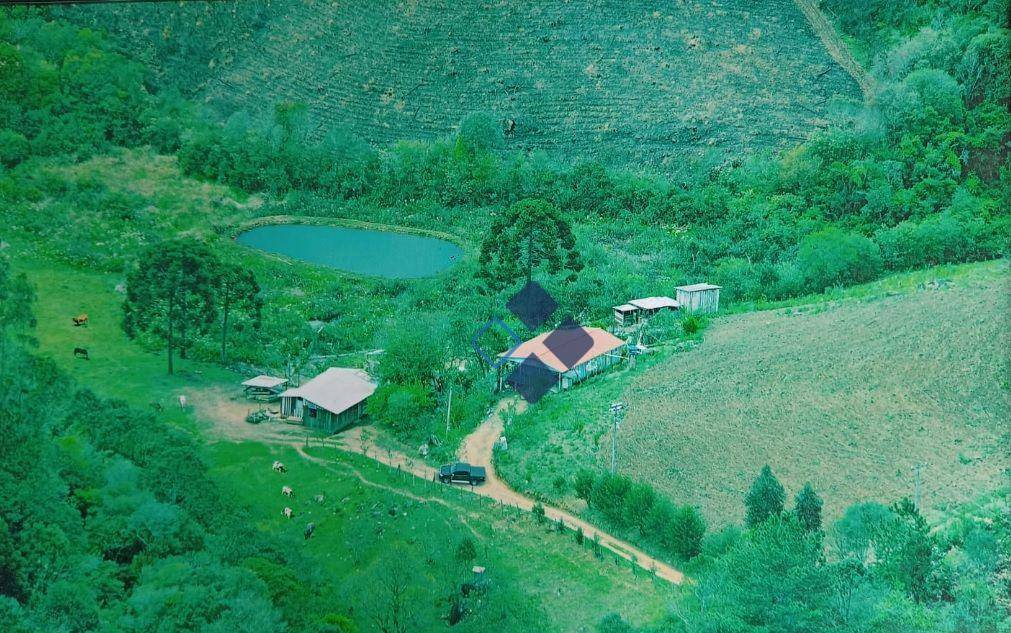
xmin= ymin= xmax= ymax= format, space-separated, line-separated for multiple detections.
xmin=62 ymin=0 xmax=861 ymax=168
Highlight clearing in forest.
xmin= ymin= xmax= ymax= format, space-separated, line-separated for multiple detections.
xmin=63 ymin=0 xmax=861 ymax=168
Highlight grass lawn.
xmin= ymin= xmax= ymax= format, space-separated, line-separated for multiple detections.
xmin=499 ymin=260 xmax=1010 ymax=526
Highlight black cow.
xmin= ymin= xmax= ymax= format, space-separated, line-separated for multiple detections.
xmin=304 ymin=522 xmax=316 ymax=540
xmin=73 ymin=347 xmax=90 ymax=360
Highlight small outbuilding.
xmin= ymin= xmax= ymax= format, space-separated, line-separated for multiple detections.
xmin=241 ymin=375 xmax=288 ymax=400
xmin=497 ymin=326 xmax=626 ymax=392
xmin=612 ymin=296 xmax=679 ymax=326
xmin=676 ymin=283 xmax=721 ymax=314
xmin=279 ymin=368 xmax=377 ymax=434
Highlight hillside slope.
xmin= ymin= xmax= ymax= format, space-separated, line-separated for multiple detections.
xmin=617 ymin=265 xmax=1009 ymax=524
xmin=62 ymin=0 xmax=861 ymax=168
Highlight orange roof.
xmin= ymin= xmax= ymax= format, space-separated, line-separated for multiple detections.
xmin=500 ymin=326 xmax=625 ymax=372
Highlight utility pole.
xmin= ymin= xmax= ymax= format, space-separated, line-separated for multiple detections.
xmin=609 ymin=401 xmax=625 ymax=473
xmin=445 ymin=384 xmax=453 ymax=436
xmin=914 ymin=463 xmax=922 ymax=511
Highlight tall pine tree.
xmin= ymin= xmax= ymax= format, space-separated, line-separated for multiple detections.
xmin=745 ymin=465 xmax=785 ymax=528
xmin=794 ymin=483 xmax=824 ymax=533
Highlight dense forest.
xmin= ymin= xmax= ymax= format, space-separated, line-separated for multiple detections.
xmin=0 ymin=1 xmax=1008 ymax=631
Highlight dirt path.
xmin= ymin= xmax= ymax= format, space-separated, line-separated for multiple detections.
xmin=457 ymin=399 xmax=687 ymax=585
xmin=196 ymin=387 xmax=685 ymax=584
xmin=793 ymin=0 xmax=874 ymax=100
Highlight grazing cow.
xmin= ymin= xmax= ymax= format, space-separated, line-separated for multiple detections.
xmin=313 ymin=494 xmax=325 ymax=505
xmin=178 ymin=395 xmax=187 ymax=409
xmin=72 ymin=314 xmax=89 ymax=327
xmin=304 ymin=522 xmax=316 ymax=540
xmin=272 ymin=461 xmax=286 ymax=473
xmin=73 ymin=347 xmax=90 ymax=360
xmin=150 ymin=401 xmax=164 ymax=412
xmin=504 ymin=118 xmax=516 ymax=134
xmin=281 ymin=486 xmax=293 ymax=497
xmin=282 ymin=507 xmax=293 ymax=519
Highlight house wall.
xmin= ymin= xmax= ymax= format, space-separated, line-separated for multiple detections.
xmin=283 ymin=397 xmax=368 ymax=434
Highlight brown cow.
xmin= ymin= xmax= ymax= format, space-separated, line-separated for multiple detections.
xmin=72 ymin=314 xmax=89 ymax=327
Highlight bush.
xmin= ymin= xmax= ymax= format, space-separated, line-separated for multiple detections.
xmin=795 ymin=227 xmax=883 ymax=293
xmin=669 ymin=505 xmax=707 ymax=560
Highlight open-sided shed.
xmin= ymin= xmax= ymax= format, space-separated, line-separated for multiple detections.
xmin=613 ymin=296 xmax=679 ymax=326
xmin=241 ymin=375 xmax=288 ymax=400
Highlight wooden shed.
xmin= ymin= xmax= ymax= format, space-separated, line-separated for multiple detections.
xmin=675 ymin=283 xmax=721 ymax=314
xmin=279 ymin=368 xmax=377 ymax=434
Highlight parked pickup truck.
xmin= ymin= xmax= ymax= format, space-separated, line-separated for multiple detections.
xmin=438 ymin=462 xmax=487 ymax=485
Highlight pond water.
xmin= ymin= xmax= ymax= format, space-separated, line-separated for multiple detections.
xmin=236 ymin=223 xmax=463 ymax=279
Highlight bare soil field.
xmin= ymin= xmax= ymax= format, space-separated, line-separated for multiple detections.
xmin=617 ymin=267 xmax=1010 ymax=525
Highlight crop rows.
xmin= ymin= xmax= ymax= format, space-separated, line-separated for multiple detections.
xmin=65 ymin=0 xmax=861 ymax=170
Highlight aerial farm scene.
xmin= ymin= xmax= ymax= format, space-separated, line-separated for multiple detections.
xmin=0 ymin=1 xmax=1007 ymax=631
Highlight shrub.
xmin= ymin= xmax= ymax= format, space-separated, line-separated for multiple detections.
xmin=532 ymin=503 xmax=546 ymax=524
xmin=574 ymin=469 xmax=596 ymax=500
xmin=669 ymin=505 xmax=707 ymax=560
xmin=795 ymin=227 xmax=883 ymax=293
xmin=681 ymin=314 xmax=701 ymax=336
xmin=456 ymin=112 xmax=503 ymax=154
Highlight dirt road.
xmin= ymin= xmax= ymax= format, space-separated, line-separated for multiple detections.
xmin=197 ymin=387 xmax=685 ymax=584
xmin=456 ymin=399 xmax=687 ymax=585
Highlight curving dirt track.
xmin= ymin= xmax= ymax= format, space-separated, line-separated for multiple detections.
xmin=198 ymin=387 xmax=685 ymax=584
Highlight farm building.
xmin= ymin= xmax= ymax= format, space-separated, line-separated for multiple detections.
xmin=497 ymin=326 xmax=626 ymax=392
xmin=241 ymin=375 xmax=288 ymax=400
xmin=612 ymin=296 xmax=679 ymax=326
xmin=676 ymin=283 xmax=721 ymax=314
xmin=278 ymin=368 xmax=377 ymax=434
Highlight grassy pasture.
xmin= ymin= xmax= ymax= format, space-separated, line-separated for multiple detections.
xmin=62 ymin=0 xmax=861 ymax=169
xmin=14 ymin=252 xmax=672 ymax=630
xmin=499 ymin=261 xmax=1010 ymax=526
xmin=209 ymin=442 xmax=671 ymax=632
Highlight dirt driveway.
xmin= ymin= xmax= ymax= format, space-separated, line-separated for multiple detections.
xmin=194 ymin=387 xmax=685 ymax=584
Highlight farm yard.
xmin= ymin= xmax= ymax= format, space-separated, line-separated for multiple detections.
xmin=59 ymin=0 xmax=860 ymax=168
xmin=498 ymin=261 xmax=1010 ymax=527
xmin=2 ymin=1 xmax=1009 ymax=631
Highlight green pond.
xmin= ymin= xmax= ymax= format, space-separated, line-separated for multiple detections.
xmin=236 ymin=224 xmax=463 ymax=279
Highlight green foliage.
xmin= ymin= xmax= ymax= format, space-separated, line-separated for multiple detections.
xmin=365 ymin=383 xmax=433 ymax=434
xmin=123 ymin=239 xmax=220 ymax=373
xmin=457 ymin=112 xmax=504 ymax=154
xmin=795 ymin=228 xmax=883 ymax=293
xmin=793 ymin=483 xmax=824 ymax=533
xmin=581 ymin=470 xmax=706 ymax=562
xmin=744 ymin=465 xmax=786 ymax=528
xmin=455 ymin=537 xmax=477 ymax=565
xmin=532 ymin=503 xmax=546 ymax=524
xmin=477 ymin=198 xmax=583 ymax=293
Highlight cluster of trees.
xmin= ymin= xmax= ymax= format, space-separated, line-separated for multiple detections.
xmin=0 ymin=255 xmax=354 ymax=632
xmin=574 ymin=470 xmax=706 ymax=561
xmin=597 ymin=465 xmax=1010 ymax=632
xmin=123 ymin=239 xmax=261 ymax=372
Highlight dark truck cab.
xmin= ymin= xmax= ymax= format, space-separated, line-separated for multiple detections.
xmin=438 ymin=462 xmax=487 ymax=485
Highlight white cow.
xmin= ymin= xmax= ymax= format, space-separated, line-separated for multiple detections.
xmin=313 ymin=494 xmax=325 ymax=504
xmin=272 ymin=461 xmax=286 ymax=473
xmin=281 ymin=486 xmax=293 ymax=497
xmin=178 ymin=395 xmax=187 ymax=409
xmin=282 ymin=507 xmax=293 ymax=519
